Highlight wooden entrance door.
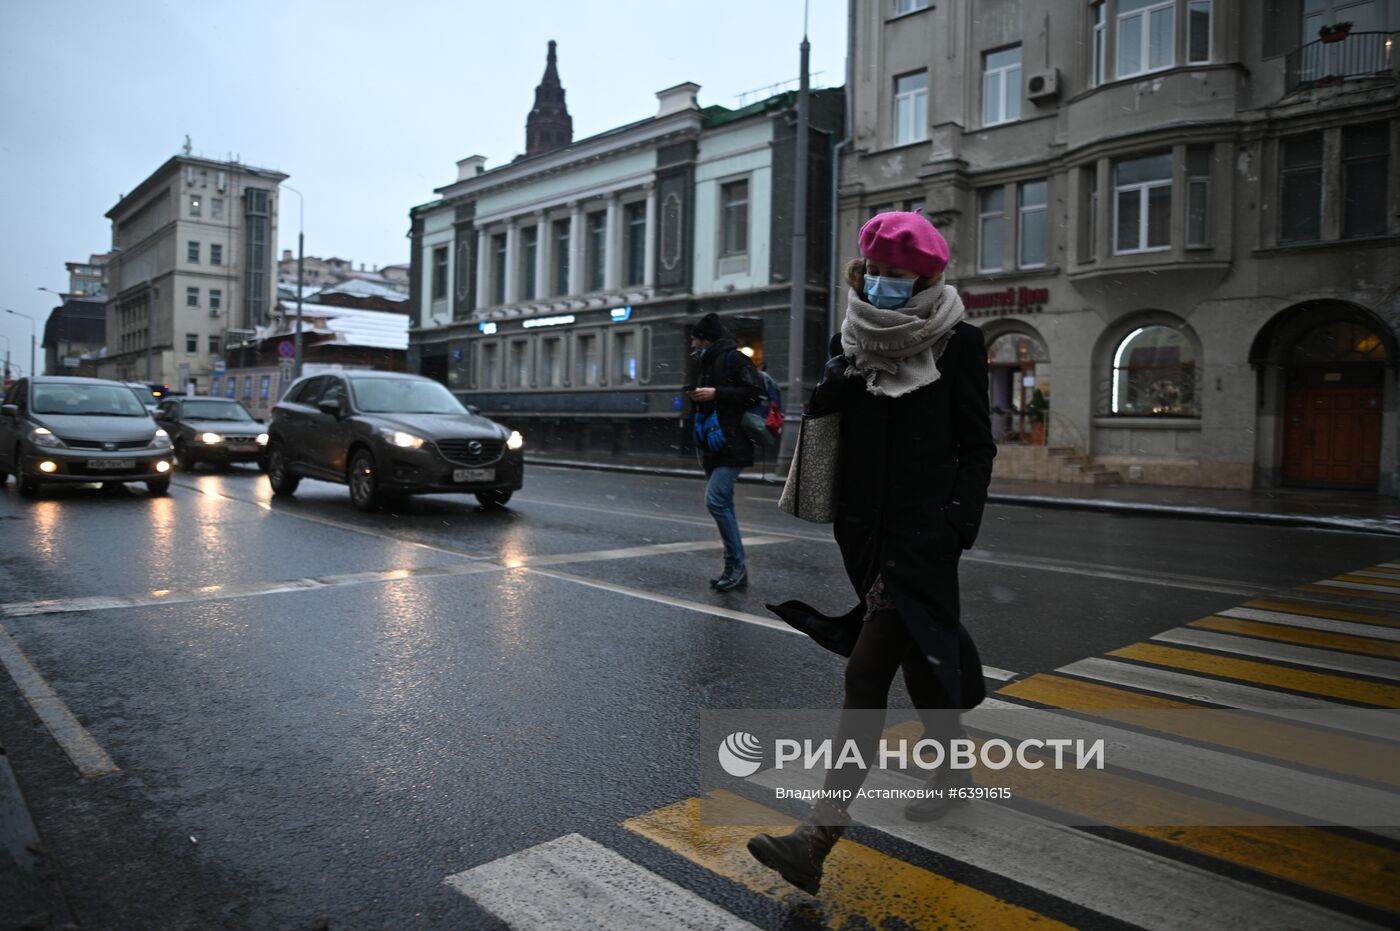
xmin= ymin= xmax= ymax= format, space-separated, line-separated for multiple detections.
xmin=1283 ymin=378 xmax=1383 ymax=487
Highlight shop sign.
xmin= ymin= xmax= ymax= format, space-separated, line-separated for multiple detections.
xmin=523 ymin=314 xmax=576 ymax=329
xmin=610 ymin=305 xmax=633 ymax=322
xmin=960 ymin=286 xmax=1049 ymax=318
xmin=479 ymin=322 xmax=498 ymax=335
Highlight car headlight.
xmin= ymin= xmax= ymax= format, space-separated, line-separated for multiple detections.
xmin=506 ymin=430 xmax=524 ymax=451
xmin=30 ymin=426 xmax=65 ymax=448
xmin=378 ymin=428 xmax=425 ymax=449
xmin=256 ymin=433 xmax=269 ymax=446
xmin=149 ymin=428 xmax=172 ymax=449
xmin=200 ymin=432 xmax=224 ymax=444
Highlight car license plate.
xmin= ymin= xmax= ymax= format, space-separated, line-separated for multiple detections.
xmin=88 ymin=459 xmax=135 ymax=470
xmin=228 ymin=444 xmax=257 ymax=452
xmin=453 ymin=468 xmax=494 ymax=483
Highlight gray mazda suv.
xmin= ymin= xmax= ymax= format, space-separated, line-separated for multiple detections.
xmin=264 ymin=371 xmax=524 ymax=511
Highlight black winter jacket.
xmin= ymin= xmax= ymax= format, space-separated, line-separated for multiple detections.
xmin=693 ymin=337 xmax=762 ymax=469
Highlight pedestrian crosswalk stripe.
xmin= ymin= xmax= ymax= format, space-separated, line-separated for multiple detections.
xmin=624 ymin=791 xmax=1075 ymax=930
xmin=1151 ymin=628 xmax=1400 ymax=681
xmin=1191 ymin=615 xmax=1400 ymax=658
xmin=1109 ymin=643 xmax=1400 ymax=706
xmin=749 ymin=758 xmax=1399 ymax=924
xmin=997 ymin=673 xmax=1400 ymax=787
xmin=1351 ymin=568 xmax=1400 ymax=581
xmin=964 ymin=697 xmax=1400 ymax=832
xmin=1300 ymin=581 xmax=1400 ymax=602
xmin=443 ymin=832 xmax=760 ymax=930
xmin=1334 ymin=573 xmax=1400 ymax=589
xmin=1243 ymin=598 xmax=1400 ymax=628
xmin=1221 ymin=606 xmax=1400 ymax=641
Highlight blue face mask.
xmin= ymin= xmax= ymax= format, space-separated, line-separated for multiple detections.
xmin=863 ymin=274 xmax=915 ymax=309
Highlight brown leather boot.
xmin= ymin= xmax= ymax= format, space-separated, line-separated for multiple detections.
xmin=746 ymin=801 xmax=848 ymax=894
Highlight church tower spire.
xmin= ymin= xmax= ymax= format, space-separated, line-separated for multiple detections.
xmin=526 ymin=40 xmax=573 ymax=157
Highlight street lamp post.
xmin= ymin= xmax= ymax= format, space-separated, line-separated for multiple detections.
xmin=0 ymin=332 xmax=11 ymax=382
xmin=2 ymin=308 xmax=36 ymax=379
xmin=282 ymin=184 xmax=305 ymax=379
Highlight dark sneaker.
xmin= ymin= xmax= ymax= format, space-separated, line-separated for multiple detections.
xmin=714 ymin=565 xmax=748 ymax=591
xmin=710 ymin=561 xmax=735 ymax=588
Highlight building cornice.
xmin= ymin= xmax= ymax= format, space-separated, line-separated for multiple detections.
xmin=106 ymin=155 xmax=288 ymax=220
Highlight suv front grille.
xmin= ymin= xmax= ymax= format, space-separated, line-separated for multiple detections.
xmin=435 ymin=438 xmax=505 ymax=466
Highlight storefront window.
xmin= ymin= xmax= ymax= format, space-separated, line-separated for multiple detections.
xmin=1110 ymin=325 xmax=1199 ymax=416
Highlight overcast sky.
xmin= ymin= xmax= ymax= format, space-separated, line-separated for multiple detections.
xmin=0 ymin=0 xmax=846 ymax=373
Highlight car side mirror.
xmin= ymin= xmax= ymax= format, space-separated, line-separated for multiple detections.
xmin=467 ymin=405 xmax=481 ymax=416
xmin=152 ymin=410 xmax=167 ymax=421
xmin=317 ymin=399 xmax=341 ymax=418
xmin=1 ymin=403 xmax=16 ymax=418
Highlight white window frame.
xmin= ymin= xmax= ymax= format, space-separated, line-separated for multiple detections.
xmin=893 ymin=70 xmax=929 ymax=145
xmin=185 ymin=333 xmax=198 ymax=355
xmin=982 ymin=47 xmax=1022 ymax=127
xmin=576 ymin=331 xmax=602 ymax=387
xmin=185 ymin=286 xmax=199 ymax=307
xmin=210 ymin=288 xmax=222 ymax=311
xmin=1017 ymin=180 xmax=1048 ymax=269
xmin=718 ymin=176 xmax=751 ymax=276
xmin=1187 ymin=0 xmax=1212 ymax=64
xmin=977 ymin=187 xmax=1006 ymax=274
xmin=1117 ymin=0 xmax=1176 ymax=79
xmin=1185 ymin=148 xmax=1211 ymax=248
xmin=540 ymin=336 xmax=566 ymax=387
xmin=478 ymin=340 xmax=500 ymax=390
xmin=1091 ymin=2 xmax=1107 ymax=87
xmin=507 ymin=338 xmax=531 ymax=389
xmin=1113 ymin=155 xmax=1173 ymax=254
xmin=612 ymin=328 xmax=641 ymax=384
xmin=210 ymin=243 xmax=223 ymax=266
xmin=894 ymin=0 xmax=929 ymax=14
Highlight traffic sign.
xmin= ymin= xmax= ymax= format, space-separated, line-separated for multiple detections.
xmin=278 ymin=339 xmax=295 ymax=358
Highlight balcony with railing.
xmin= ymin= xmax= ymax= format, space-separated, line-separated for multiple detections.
xmin=1285 ymin=31 xmax=1396 ymax=94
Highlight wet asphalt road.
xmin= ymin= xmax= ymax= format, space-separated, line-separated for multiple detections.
xmin=0 ymin=463 xmax=1394 ymax=929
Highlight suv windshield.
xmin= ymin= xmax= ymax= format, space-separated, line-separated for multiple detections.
xmin=33 ymin=384 xmax=148 ymax=417
xmin=350 ymin=378 xmax=465 ymax=414
xmin=181 ymin=400 xmax=254 ymax=422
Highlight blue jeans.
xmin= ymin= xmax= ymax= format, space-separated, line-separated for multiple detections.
xmin=705 ymin=466 xmax=745 ymax=569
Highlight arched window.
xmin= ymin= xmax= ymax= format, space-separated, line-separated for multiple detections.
xmin=1290 ymin=321 xmax=1387 ymax=365
xmin=1110 ymin=325 xmax=1199 ymax=416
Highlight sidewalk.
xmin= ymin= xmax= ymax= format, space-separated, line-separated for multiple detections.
xmin=526 ymin=451 xmax=1400 ymax=537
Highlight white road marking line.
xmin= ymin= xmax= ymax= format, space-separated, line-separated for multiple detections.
xmin=1312 ymin=579 xmax=1400 ymax=594
xmin=972 ymin=696 xmax=1400 ymax=834
xmin=746 ymin=766 xmax=1380 ymax=931
xmin=0 ymin=625 xmax=118 ymax=778
xmin=1220 ymin=606 xmax=1400 ymax=642
xmin=1151 ymin=628 xmax=1400 ymax=682
xmin=1349 ymin=569 xmax=1400 ymax=581
xmin=516 ymin=535 xmax=791 ymax=569
xmin=1380 ymin=562 xmax=1400 ymax=569
xmin=444 ymin=832 xmax=759 ymax=931
xmin=982 ymin=666 xmax=1018 ymax=681
xmin=1053 ymin=658 xmax=1400 ymax=741
xmin=518 ymin=494 xmax=801 ymax=538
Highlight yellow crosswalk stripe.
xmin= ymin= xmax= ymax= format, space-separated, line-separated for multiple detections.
xmin=883 ymin=721 xmax=1400 ymax=913
xmin=1190 ymin=615 xmax=1400 ymax=659
xmin=623 ymin=790 xmax=1074 ymax=930
xmin=1244 ymin=598 xmax=1400 ymax=628
xmin=1334 ymin=573 xmax=1400 ymax=589
xmin=1299 ymin=583 xmax=1400 ymax=603
xmin=1360 ymin=566 xmax=1400 ymax=578
xmin=996 ymin=673 xmax=1400 ymax=786
xmin=1108 ymin=642 xmax=1400 ymax=706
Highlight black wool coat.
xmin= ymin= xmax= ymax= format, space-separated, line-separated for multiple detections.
xmin=769 ymin=321 xmax=996 ymax=710
xmin=693 ymin=337 xmax=763 ymax=470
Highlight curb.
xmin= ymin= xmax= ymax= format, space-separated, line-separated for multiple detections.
xmin=528 ymin=458 xmax=1400 ymax=537
xmin=0 ymin=746 xmax=76 ymax=929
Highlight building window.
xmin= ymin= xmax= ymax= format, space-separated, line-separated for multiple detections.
xmin=210 ymin=289 xmax=222 ymax=311
xmin=1091 ymin=2 xmax=1107 ymax=86
xmin=893 ymin=70 xmax=929 ymax=145
xmin=625 ymin=201 xmax=646 ymax=286
xmin=509 ymin=340 xmax=530 ymax=388
xmin=521 ymin=226 xmax=538 ymax=300
xmin=894 ymin=0 xmax=928 ymax=13
xmin=1279 ymin=132 xmax=1323 ymax=244
xmin=208 ymin=335 xmax=220 ymax=355
xmin=186 ymin=333 xmax=198 ymax=354
xmin=1117 ymin=0 xmax=1175 ymax=79
xmin=432 ymin=245 xmax=448 ymax=300
xmin=1018 ymin=180 xmax=1047 ymax=268
xmin=1187 ymin=0 xmax=1212 ymax=63
xmin=480 ymin=342 xmax=499 ymax=389
xmin=210 ymin=197 xmax=224 ymax=220
xmin=492 ymin=234 xmax=507 ymax=305
xmin=541 ymin=337 xmax=565 ymax=387
xmin=553 ymin=219 xmax=571 ymax=295
xmin=1080 ymin=165 xmax=1100 ymax=261
xmin=186 ymin=286 xmax=199 ymax=307
xmin=614 ymin=330 xmax=639 ymax=384
xmin=210 ymin=243 xmax=222 ymax=266
xmin=720 ymin=179 xmax=749 ymax=257
xmin=188 ymin=241 xmax=200 ymax=263
xmin=982 ymin=47 xmax=1022 ymax=126
xmin=259 ymin=375 xmax=270 ymax=401
xmin=1110 ymin=325 xmax=1199 ymax=417
xmin=576 ymin=332 xmax=601 ymax=386
xmin=1185 ymin=147 xmax=1212 ymax=247
xmin=977 ymin=187 xmax=1005 ymax=273
xmin=1343 ymin=123 xmax=1389 ymax=239
xmin=587 ymin=211 xmax=607 ymax=291
xmin=1114 ymin=152 xmax=1172 ymax=253
xmin=189 ymin=196 xmax=202 ymax=217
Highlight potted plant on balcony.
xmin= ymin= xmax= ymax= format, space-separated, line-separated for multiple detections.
xmin=1318 ymin=21 xmax=1353 ymax=43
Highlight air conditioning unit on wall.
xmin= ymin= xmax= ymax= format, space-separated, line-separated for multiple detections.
xmin=1026 ymin=68 xmax=1060 ymax=102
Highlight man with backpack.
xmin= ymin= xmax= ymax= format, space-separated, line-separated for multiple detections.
xmin=686 ymin=312 xmax=762 ymax=591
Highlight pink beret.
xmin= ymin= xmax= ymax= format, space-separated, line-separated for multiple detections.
xmin=858 ymin=211 xmax=949 ymax=278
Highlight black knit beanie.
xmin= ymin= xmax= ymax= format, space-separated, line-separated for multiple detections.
xmin=691 ymin=313 xmax=724 ymax=341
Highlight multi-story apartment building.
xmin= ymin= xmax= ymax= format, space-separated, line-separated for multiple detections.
xmin=99 ymin=155 xmax=287 ymax=391
xmin=843 ymin=0 xmax=1398 ymax=494
xmin=64 ymin=252 xmax=112 ymax=297
xmin=408 ymin=43 xmax=842 ymax=457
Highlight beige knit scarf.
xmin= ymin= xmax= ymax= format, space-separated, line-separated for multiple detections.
xmin=840 ymin=283 xmax=966 ymax=397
